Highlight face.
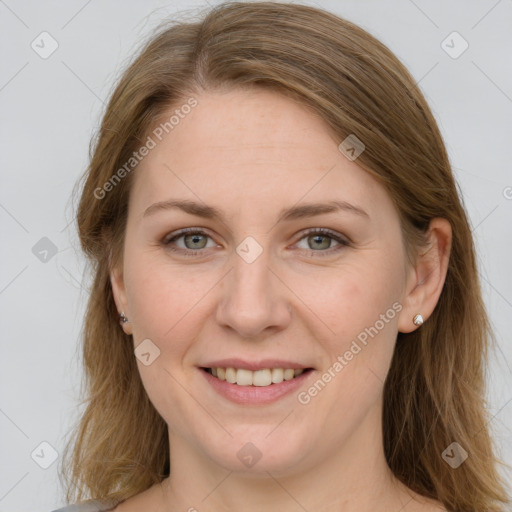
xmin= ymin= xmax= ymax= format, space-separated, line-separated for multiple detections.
xmin=111 ymin=87 xmax=413 ymax=476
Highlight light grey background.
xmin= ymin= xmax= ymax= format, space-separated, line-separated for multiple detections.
xmin=1 ymin=0 xmax=511 ymax=510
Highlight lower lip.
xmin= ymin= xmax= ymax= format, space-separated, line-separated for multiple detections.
xmin=200 ymin=368 xmax=313 ymax=405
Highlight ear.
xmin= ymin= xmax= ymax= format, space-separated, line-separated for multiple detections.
xmin=110 ymin=264 xmax=133 ymax=336
xmin=398 ymin=218 xmax=452 ymax=333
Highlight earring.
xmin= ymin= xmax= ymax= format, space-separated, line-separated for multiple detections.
xmin=413 ymin=314 xmax=424 ymax=326
xmin=119 ymin=312 xmax=129 ymax=324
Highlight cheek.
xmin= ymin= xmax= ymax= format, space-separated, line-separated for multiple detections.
xmin=122 ymin=248 xmax=208 ymax=429
xmin=123 ymin=244 xmax=209 ymax=343
xmin=306 ymin=249 xmax=404 ymax=399
xmin=312 ymin=259 xmax=403 ymax=346
xmin=295 ymin=306 xmax=398 ymax=466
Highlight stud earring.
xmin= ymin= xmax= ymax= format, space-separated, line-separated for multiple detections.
xmin=413 ymin=314 xmax=424 ymax=326
xmin=119 ymin=312 xmax=129 ymax=324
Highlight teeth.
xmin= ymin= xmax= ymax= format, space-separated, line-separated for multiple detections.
xmin=225 ymin=367 xmax=237 ymax=384
xmin=236 ymin=369 xmax=253 ymax=386
xmin=283 ymin=368 xmax=295 ymax=381
xmin=271 ymin=368 xmax=283 ymax=383
xmin=209 ymin=367 xmax=307 ymax=386
xmin=253 ymin=369 xmax=272 ymax=386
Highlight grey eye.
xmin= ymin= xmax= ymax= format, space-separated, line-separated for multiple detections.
xmin=296 ymin=233 xmax=340 ymax=251
xmin=182 ymin=233 xmax=209 ymax=249
xmin=307 ymin=234 xmax=333 ymax=250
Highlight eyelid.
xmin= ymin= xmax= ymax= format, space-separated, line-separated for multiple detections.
xmin=162 ymin=227 xmax=350 ymax=256
xmin=163 ymin=227 xmax=220 ymax=255
xmin=296 ymin=227 xmax=351 ymax=245
xmin=163 ymin=226 xmax=214 ymax=244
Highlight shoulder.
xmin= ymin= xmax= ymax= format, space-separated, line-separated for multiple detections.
xmin=50 ymin=500 xmax=116 ymax=512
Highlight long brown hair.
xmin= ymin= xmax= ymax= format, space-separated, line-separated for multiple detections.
xmin=61 ymin=2 xmax=510 ymax=510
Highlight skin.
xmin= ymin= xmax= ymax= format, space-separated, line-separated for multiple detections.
xmin=110 ymin=87 xmax=451 ymax=511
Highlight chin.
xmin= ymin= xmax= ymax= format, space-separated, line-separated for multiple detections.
xmin=198 ymin=426 xmax=313 ymax=476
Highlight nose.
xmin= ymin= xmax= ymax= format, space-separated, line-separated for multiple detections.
xmin=215 ymin=246 xmax=292 ymax=339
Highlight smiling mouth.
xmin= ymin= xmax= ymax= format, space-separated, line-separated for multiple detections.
xmin=202 ymin=367 xmax=313 ymax=386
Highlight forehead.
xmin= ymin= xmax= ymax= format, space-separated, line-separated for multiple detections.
xmin=129 ymin=88 xmax=394 ymax=222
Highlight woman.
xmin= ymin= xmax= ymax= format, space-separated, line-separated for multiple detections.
xmin=53 ymin=2 xmax=509 ymax=511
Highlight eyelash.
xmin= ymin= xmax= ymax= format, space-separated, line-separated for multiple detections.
xmin=162 ymin=227 xmax=350 ymax=258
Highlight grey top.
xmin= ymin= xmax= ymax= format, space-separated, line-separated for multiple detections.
xmin=51 ymin=500 xmax=116 ymax=512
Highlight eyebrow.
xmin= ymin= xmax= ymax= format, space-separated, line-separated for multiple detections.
xmin=142 ymin=199 xmax=370 ymax=222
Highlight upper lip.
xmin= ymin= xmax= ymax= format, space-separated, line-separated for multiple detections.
xmin=200 ymin=358 xmax=313 ymax=371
